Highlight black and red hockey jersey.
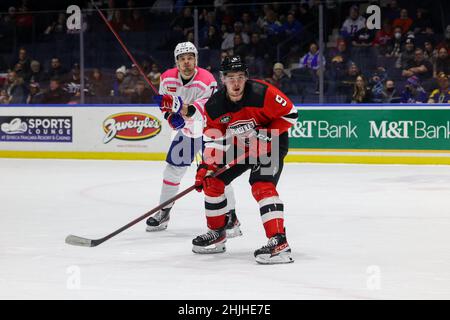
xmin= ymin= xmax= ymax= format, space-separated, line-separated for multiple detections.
xmin=203 ymin=79 xmax=298 ymax=157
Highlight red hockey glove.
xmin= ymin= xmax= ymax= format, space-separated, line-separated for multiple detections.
xmin=154 ymin=94 xmax=183 ymax=114
xmin=195 ymin=163 xmax=218 ymax=192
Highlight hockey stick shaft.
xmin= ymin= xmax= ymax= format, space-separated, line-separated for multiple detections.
xmin=66 ymin=151 xmax=249 ymax=247
xmin=91 ymin=1 xmax=159 ymax=94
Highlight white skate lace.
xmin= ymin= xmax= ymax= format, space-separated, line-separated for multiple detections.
xmin=199 ymin=230 xmax=219 ymax=241
xmin=262 ymin=237 xmax=279 ymax=249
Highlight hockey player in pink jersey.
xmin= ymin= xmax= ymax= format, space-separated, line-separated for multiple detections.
xmin=146 ymin=42 xmax=241 ymax=238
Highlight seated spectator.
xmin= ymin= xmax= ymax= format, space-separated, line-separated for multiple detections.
xmin=437 ymin=26 xmax=450 ymax=50
xmin=246 ymin=32 xmax=270 ymax=78
xmin=383 ymin=79 xmax=402 ymax=103
xmin=13 ymin=62 xmax=29 ymax=82
xmin=435 ymin=47 xmax=450 ymax=77
xmin=370 ymin=67 xmax=388 ymax=102
xmin=241 ymin=12 xmax=258 ymax=35
xmin=400 ymin=76 xmax=428 ymax=103
xmin=428 ymin=73 xmax=450 ymax=103
xmin=147 ymin=63 xmax=161 ymax=90
xmin=41 ymin=78 xmax=70 ymax=104
xmin=298 ymin=43 xmax=325 ymax=93
xmin=326 ymin=39 xmax=351 ymax=95
xmin=393 ymin=8 xmax=413 ymax=34
xmin=385 ymin=26 xmax=405 ymax=58
xmin=396 ymin=36 xmax=416 ymax=69
xmin=221 ymin=22 xmax=250 ymax=51
xmin=29 ymin=60 xmax=47 ymax=85
xmin=201 ymin=25 xmax=222 ymax=50
xmin=265 ymin=63 xmax=293 ymax=95
xmin=0 ymin=89 xmax=9 ymax=104
xmin=402 ymin=48 xmax=434 ymax=83
xmin=47 ymin=57 xmax=68 ymax=80
xmin=260 ymin=9 xmax=282 ymax=39
xmin=340 ymin=5 xmax=366 ymax=41
xmin=232 ymin=34 xmax=249 ymax=60
xmin=112 ymin=66 xmax=127 ymax=96
xmin=4 ymin=71 xmax=27 ymax=104
xmin=279 ymin=13 xmax=302 ymax=40
xmin=349 ymin=75 xmax=372 ymax=104
xmin=122 ymin=64 xmax=142 ymax=96
xmin=126 ymin=10 xmax=145 ymax=32
xmin=26 ymin=82 xmax=44 ymax=104
xmin=373 ymin=21 xmax=393 ymax=56
xmin=423 ymin=39 xmax=438 ymax=65
xmin=89 ymin=68 xmax=110 ymax=98
xmin=130 ymin=80 xmax=152 ymax=104
xmin=338 ymin=62 xmax=361 ymax=97
xmin=10 ymin=47 xmax=30 ymax=74
xmin=64 ymin=64 xmax=89 ymax=100
xmin=411 ymin=8 xmax=433 ymax=35
xmin=44 ymin=13 xmax=67 ymax=35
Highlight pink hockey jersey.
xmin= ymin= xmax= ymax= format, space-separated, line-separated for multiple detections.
xmin=159 ymin=67 xmax=217 ymax=138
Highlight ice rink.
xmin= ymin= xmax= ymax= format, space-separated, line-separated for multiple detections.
xmin=1 ymin=158 xmax=450 ymax=300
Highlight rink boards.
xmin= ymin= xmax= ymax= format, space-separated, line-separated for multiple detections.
xmin=0 ymin=104 xmax=449 ymax=165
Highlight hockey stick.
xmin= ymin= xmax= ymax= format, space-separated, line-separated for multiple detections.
xmin=65 ymin=151 xmax=249 ymax=247
xmin=90 ymin=1 xmax=159 ymax=94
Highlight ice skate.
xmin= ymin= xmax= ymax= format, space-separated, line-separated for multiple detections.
xmin=192 ymin=228 xmax=226 ymax=254
xmin=225 ymin=209 xmax=243 ymax=238
xmin=146 ymin=208 xmax=171 ymax=232
xmin=254 ymin=233 xmax=294 ymax=264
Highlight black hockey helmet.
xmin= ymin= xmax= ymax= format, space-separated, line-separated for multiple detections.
xmin=220 ymin=55 xmax=248 ymax=76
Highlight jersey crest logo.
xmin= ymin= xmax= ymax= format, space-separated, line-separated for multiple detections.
xmin=220 ymin=115 xmax=231 ymax=124
xmin=228 ymin=119 xmax=257 ymax=136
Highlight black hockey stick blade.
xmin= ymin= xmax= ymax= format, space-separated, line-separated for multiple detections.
xmin=65 ymin=235 xmax=97 ymax=247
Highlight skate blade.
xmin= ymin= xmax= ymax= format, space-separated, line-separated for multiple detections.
xmin=192 ymin=242 xmax=226 ymax=254
xmin=145 ymin=221 xmax=168 ymax=232
xmin=226 ymin=226 xmax=243 ymax=238
xmin=255 ymin=252 xmax=294 ymax=265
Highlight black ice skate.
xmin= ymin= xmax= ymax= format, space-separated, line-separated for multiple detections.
xmin=254 ymin=233 xmax=294 ymax=264
xmin=225 ymin=209 xmax=243 ymax=238
xmin=192 ymin=228 xmax=226 ymax=254
xmin=146 ymin=208 xmax=171 ymax=232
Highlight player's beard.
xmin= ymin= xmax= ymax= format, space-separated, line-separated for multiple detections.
xmin=180 ymin=64 xmax=195 ymax=79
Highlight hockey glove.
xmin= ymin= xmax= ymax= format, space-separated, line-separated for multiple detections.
xmin=166 ymin=113 xmax=185 ymax=130
xmin=154 ymin=94 xmax=183 ymax=114
xmin=195 ymin=163 xmax=218 ymax=192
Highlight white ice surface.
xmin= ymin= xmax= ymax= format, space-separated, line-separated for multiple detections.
xmin=1 ymin=159 xmax=450 ymax=300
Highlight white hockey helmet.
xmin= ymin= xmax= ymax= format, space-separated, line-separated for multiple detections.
xmin=174 ymin=41 xmax=198 ymax=65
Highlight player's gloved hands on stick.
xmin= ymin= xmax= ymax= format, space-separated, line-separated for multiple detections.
xmin=166 ymin=112 xmax=185 ymax=130
xmin=154 ymin=94 xmax=183 ymax=114
xmin=195 ymin=163 xmax=218 ymax=192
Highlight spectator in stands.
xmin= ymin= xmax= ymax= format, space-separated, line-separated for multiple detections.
xmin=201 ymin=25 xmax=222 ymax=50
xmin=385 ymin=0 xmax=401 ymax=21
xmin=158 ymin=24 xmax=185 ymax=50
xmin=47 ymin=57 xmax=68 ymax=80
xmin=172 ymin=7 xmax=194 ymax=36
xmin=298 ymin=42 xmax=325 ymax=93
xmin=241 ymin=12 xmax=259 ymax=35
xmin=373 ymin=21 xmax=393 ymax=56
xmin=265 ymin=62 xmax=293 ymax=95
xmin=13 ymin=62 xmax=29 ymax=83
xmin=147 ymin=63 xmax=161 ymax=90
xmin=126 ymin=9 xmax=145 ymax=32
xmin=64 ymin=64 xmax=88 ymax=100
xmin=109 ymin=10 xmax=126 ymax=32
xmin=221 ymin=22 xmax=250 ymax=51
xmin=396 ymin=36 xmax=416 ymax=69
xmin=370 ymin=67 xmax=388 ymax=102
xmin=279 ymin=13 xmax=302 ymax=41
xmin=400 ymin=76 xmax=428 ymax=103
xmin=29 ymin=60 xmax=47 ymax=85
xmin=0 ymin=89 xmax=9 ymax=104
xmin=122 ymin=64 xmax=141 ymax=96
xmin=232 ymin=34 xmax=249 ymax=60
xmin=42 ymin=78 xmax=70 ymax=104
xmin=438 ymin=26 xmax=450 ymax=50
xmin=383 ymin=80 xmax=402 ymax=103
xmin=3 ymin=71 xmax=27 ymax=104
xmin=89 ymin=68 xmax=110 ymax=98
xmin=435 ymin=47 xmax=450 ymax=77
xmin=411 ymin=8 xmax=433 ymax=36
xmin=326 ymin=39 xmax=351 ymax=95
xmin=10 ymin=47 xmax=30 ymax=74
xmin=393 ymin=9 xmax=413 ymax=34
xmin=340 ymin=5 xmax=366 ymax=41
xmin=26 ymin=82 xmax=44 ymax=104
xmin=402 ymin=48 xmax=434 ymax=84
xmin=386 ymin=26 xmax=404 ymax=58
xmin=112 ymin=66 xmax=127 ymax=96
xmin=424 ymin=39 xmax=438 ymax=65
xmin=338 ymin=62 xmax=361 ymax=97
xmin=349 ymin=75 xmax=372 ymax=104
xmin=44 ymin=13 xmax=67 ymax=35
xmin=261 ymin=10 xmax=282 ymax=39
xmin=352 ymin=24 xmax=376 ymax=73
xmin=428 ymin=73 xmax=450 ymax=103
xmin=130 ymin=80 xmax=152 ymax=104
xmin=246 ymin=32 xmax=270 ymax=78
